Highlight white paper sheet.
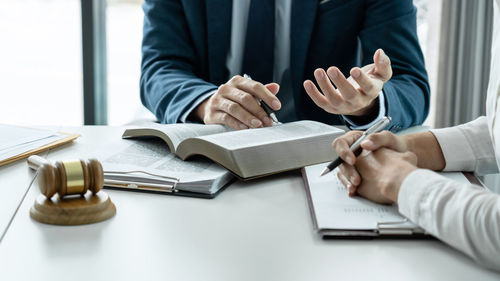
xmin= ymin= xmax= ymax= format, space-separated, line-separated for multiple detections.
xmin=0 ymin=125 xmax=65 ymax=162
xmin=304 ymin=163 xmax=469 ymax=231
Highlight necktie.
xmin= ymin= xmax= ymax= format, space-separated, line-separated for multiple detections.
xmin=242 ymin=0 xmax=275 ymax=84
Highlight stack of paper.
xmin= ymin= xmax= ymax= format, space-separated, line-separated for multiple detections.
xmin=0 ymin=124 xmax=78 ymax=166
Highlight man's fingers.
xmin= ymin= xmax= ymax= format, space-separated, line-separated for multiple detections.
xmin=332 ymin=131 xmax=364 ymax=165
xmin=220 ymin=85 xmax=273 ymax=126
xmin=208 ymin=111 xmax=248 ymax=130
xmin=207 ymin=76 xmax=282 ymax=129
xmin=235 ymin=76 xmax=281 ymax=110
xmin=304 ymin=80 xmax=340 ymax=112
xmin=314 ymin=68 xmax=343 ymax=104
xmin=350 ymin=67 xmax=382 ymax=98
xmin=373 ymin=49 xmax=392 ymax=82
xmin=218 ymin=99 xmax=263 ymax=128
xmin=326 ymin=67 xmax=359 ymax=102
xmin=265 ymin=83 xmax=280 ymax=95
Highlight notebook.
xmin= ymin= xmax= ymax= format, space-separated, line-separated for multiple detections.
xmin=302 ymin=162 xmax=470 ymax=238
xmin=91 ymin=138 xmax=235 ymax=199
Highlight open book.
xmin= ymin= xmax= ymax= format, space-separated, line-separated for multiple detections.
xmin=122 ymin=121 xmax=345 ymax=179
xmin=92 ymin=138 xmax=234 ymax=198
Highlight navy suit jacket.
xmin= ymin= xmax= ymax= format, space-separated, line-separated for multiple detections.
xmin=140 ymin=0 xmax=430 ymax=131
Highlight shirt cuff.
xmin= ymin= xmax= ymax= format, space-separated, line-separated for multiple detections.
xmin=430 ymin=127 xmax=476 ymax=172
xmin=397 ymin=169 xmax=434 ymax=222
xmin=179 ymin=90 xmax=217 ymax=123
xmin=342 ymin=90 xmax=386 ymax=130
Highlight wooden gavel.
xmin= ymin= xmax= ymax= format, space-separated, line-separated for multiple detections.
xmin=27 ymin=155 xmax=104 ymax=199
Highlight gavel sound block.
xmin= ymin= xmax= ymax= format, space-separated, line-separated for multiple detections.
xmin=27 ymin=155 xmax=116 ymax=225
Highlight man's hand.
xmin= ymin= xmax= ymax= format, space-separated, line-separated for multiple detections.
xmin=333 ymin=130 xmax=409 ymax=199
xmin=194 ymin=75 xmax=281 ymax=130
xmin=303 ymin=49 xmax=392 ymax=117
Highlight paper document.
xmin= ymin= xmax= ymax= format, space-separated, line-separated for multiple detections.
xmin=0 ymin=124 xmax=78 ymax=166
xmin=303 ymin=162 xmax=470 ymax=237
xmin=306 ymin=163 xmax=412 ymax=230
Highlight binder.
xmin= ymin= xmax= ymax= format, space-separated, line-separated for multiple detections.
xmin=301 ymin=163 xmax=463 ymax=239
xmin=103 ymin=182 xmax=230 ymax=199
xmin=102 ymin=170 xmax=234 ymax=199
xmin=93 ymin=139 xmax=236 ymax=199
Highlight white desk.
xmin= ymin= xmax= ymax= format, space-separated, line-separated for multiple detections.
xmin=0 ymin=126 xmax=499 ymax=281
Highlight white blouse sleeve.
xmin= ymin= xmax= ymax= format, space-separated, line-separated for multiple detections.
xmin=430 ymin=116 xmax=498 ymax=175
xmin=398 ymin=116 xmax=500 ymax=270
xmin=398 ymin=169 xmax=500 ymax=271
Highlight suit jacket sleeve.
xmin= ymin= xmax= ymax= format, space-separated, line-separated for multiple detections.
xmin=360 ymin=0 xmax=430 ymax=131
xmin=140 ymin=0 xmax=218 ymax=124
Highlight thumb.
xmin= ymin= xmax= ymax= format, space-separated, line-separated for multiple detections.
xmin=373 ymin=49 xmax=392 ymax=82
xmin=265 ymin=83 xmax=280 ymax=95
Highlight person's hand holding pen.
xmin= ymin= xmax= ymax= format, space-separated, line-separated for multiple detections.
xmin=331 ymin=126 xmax=418 ymax=204
xmin=194 ymin=75 xmax=281 ymax=130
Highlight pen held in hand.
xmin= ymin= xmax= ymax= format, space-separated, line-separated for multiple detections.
xmin=259 ymin=99 xmax=280 ymax=124
xmin=243 ymin=74 xmax=280 ymax=124
xmin=319 ymin=116 xmax=392 ymax=177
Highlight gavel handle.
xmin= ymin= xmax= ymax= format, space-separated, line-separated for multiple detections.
xmin=27 ymin=155 xmax=50 ymax=170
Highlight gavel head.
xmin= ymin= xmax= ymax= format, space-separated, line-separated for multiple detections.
xmin=38 ymin=159 xmax=103 ymax=199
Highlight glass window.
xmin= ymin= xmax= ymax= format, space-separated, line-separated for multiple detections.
xmin=0 ymin=0 xmax=83 ymax=126
xmin=107 ymin=0 xmax=154 ymax=125
xmin=415 ymin=0 xmax=442 ymax=126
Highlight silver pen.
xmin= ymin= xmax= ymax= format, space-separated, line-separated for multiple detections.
xmin=319 ymin=116 xmax=392 ymax=176
xmin=243 ymin=74 xmax=280 ymax=124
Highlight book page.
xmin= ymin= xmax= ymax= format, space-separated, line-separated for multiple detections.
xmin=91 ymin=138 xmax=230 ymax=185
xmin=123 ymin=122 xmax=231 ymax=152
xmin=195 ymin=120 xmax=342 ymax=150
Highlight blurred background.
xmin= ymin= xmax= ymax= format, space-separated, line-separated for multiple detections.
xmin=0 ymin=0 xmax=492 ymax=128
xmin=0 ymin=0 xmax=146 ymax=126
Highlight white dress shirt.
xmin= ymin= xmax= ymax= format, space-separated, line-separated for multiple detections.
xmin=181 ymin=0 xmax=386 ymax=128
xmin=397 ymin=0 xmax=500 ymax=271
